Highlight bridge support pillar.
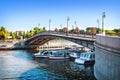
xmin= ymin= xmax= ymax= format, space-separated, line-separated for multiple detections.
xmin=94 ymin=34 xmax=120 ymax=80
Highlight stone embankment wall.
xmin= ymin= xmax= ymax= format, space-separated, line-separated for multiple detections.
xmin=94 ymin=34 xmax=120 ymax=80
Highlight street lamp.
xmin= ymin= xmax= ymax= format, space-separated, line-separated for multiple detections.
xmin=60 ymin=24 xmax=62 ymax=32
xmin=67 ymin=17 xmax=70 ymax=36
xmin=102 ymin=12 xmax=106 ymax=35
xmin=97 ymin=19 xmax=99 ymax=34
xmin=38 ymin=23 xmax=40 ymax=27
xmin=49 ymin=19 xmax=51 ymax=33
xmin=74 ymin=21 xmax=77 ymax=27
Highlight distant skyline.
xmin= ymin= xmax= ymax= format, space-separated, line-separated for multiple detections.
xmin=0 ymin=0 xmax=120 ymax=31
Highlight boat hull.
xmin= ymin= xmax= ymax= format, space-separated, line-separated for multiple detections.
xmin=69 ymin=56 xmax=76 ymax=61
xmin=34 ymin=55 xmax=49 ymax=59
xmin=75 ymin=59 xmax=95 ymax=65
xmin=49 ymin=57 xmax=69 ymax=60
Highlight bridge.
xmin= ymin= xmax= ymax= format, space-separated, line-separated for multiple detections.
xmin=22 ymin=32 xmax=95 ymax=49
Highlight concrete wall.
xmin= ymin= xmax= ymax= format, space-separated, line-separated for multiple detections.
xmin=96 ymin=34 xmax=120 ymax=50
xmin=94 ymin=34 xmax=120 ymax=80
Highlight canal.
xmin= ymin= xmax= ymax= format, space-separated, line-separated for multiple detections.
xmin=0 ymin=50 xmax=96 ymax=80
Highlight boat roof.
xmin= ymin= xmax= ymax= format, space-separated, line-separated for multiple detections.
xmin=81 ymin=52 xmax=95 ymax=55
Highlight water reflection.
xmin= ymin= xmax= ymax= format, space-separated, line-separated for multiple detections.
xmin=0 ymin=50 xmax=96 ymax=80
xmin=35 ymin=58 xmax=96 ymax=80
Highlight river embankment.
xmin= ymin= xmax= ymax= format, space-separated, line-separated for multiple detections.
xmin=0 ymin=39 xmax=81 ymax=50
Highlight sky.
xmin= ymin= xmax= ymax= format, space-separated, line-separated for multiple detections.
xmin=0 ymin=0 xmax=120 ymax=32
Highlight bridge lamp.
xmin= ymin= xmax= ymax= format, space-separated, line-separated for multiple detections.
xmin=97 ymin=19 xmax=99 ymax=34
xmin=67 ymin=17 xmax=70 ymax=36
xmin=74 ymin=21 xmax=77 ymax=27
xmin=60 ymin=24 xmax=62 ymax=32
xmin=102 ymin=12 xmax=106 ymax=35
xmin=38 ymin=23 xmax=40 ymax=27
xmin=74 ymin=21 xmax=77 ymax=33
xmin=49 ymin=19 xmax=51 ymax=33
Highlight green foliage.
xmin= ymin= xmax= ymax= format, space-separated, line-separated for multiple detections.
xmin=105 ymin=29 xmax=120 ymax=36
xmin=42 ymin=27 xmax=46 ymax=32
xmin=113 ymin=29 xmax=120 ymax=33
xmin=86 ymin=27 xmax=102 ymax=34
xmin=86 ymin=27 xmax=92 ymax=33
xmin=80 ymin=30 xmax=85 ymax=34
xmin=69 ymin=29 xmax=74 ymax=33
xmin=25 ymin=27 xmax=46 ymax=38
xmin=59 ymin=29 xmax=63 ymax=32
xmin=0 ymin=26 xmax=9 ymax=40
xmin=10 ymin=32 xmax=16 ymax=39
xmin=115 ymin=29 xmax=120 ymax=36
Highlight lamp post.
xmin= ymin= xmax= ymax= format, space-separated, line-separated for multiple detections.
xmin=102 ymin=12 xmax=106 ymax=35
xmin=97 ymin=19 xmax=99 ymax=34
xmin=73 ymin=21 xmax=77 ymax=35
xmin=60 ymin=24 xmax=62 ymax=33
xmin=38 ymin=23 xmax=40 ymax=27
xmin=60 ymin=24 xmax=62 ymax=29
xmin=74 ymin=21 xmax=77 ymax=27
xmin=49 ymin=19 xmax=51 ymax=33
xmin=67 ymin=17 xmax=70 ymax=36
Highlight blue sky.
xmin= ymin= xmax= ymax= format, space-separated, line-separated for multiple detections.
xmin=0 ymin=0 xmax=120 ymax=31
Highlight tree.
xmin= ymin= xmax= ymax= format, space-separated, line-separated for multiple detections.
xmin=105 ymin=30 xmax=116 ymax=36
xmin=75 ymin=27 xmax=80 ymax=33
xmin=113 ymin=29 xmax=120 ymax=33
xmin=69 ymin=29 xmax=74 ymax=33
xmin=0 ymin=26 xmax=9 ymax=40
xmin=55 ymin=28 xmax=59 ymax=32
xmin=63 ymin=27 xmax=68 ymax=33
xmin=80 ymin=30 xmax=85 ymax=34
xmin=91 ymin=28 xmax=97 ymax=34
xmin=59 ymin=29 xmax=63 ymax=32
xmin=91 ymin=27 xmax=97 ymax=38
xmin=42 ymin=27 xmax=46 ymax=32
xmin=10 ymin=32 xmax=16 ymax=39
xmin=86 ymin=27 xmax=92 ymax=34
xmin=33 ymin=27 xmax=41 ymax=35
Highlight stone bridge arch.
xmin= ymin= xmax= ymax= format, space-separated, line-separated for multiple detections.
xmin=24 ymin=33 xmax=95 ymax=49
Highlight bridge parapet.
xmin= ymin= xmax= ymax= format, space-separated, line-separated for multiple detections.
xmin=94 ymin=34 xmax=120 ymax=80
xmin=95 ymin=34 xmax=120 ymax=53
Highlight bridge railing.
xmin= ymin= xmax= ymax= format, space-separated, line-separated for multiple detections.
xmin=25 ymin=31 xmax=96 ymax=42
xmin=34 ymin=31 xmax=96 ymax=39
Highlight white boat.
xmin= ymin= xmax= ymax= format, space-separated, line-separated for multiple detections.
xmin=65 ymin=46 xmax=86 ymax=53
xmin=74 ymin=52 xmax=95 ymax=65
xmin=49 ymin=50 xmax=70 ymax=60
xmin=69 ymin=52 xmax=80 ymax=61
xmin=34 ymin=50 xmax=51 ymax=58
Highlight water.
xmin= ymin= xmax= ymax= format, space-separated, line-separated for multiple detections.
xmin=0 ymin=50 xmax=96 ymax=80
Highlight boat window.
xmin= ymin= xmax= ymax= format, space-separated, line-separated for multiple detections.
xmin=82 ymin=54 xmax=84 ymax=57
xmin=44 ymin=52 xmax=48 ymax=55
xmin=50 ymin=52 xmax=52 ymax=55
xmin=86 ymin=55 xmax=88 ymax=58
xmin=90 ymin=55 xmax=92 ymax=59
xmin=80 ymin=54 xmax=82 ymax=57
xmin=84 ymin=54 xmax=86 ymax=57
xmin=93 ymin=54 xmax=95 ymax=58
